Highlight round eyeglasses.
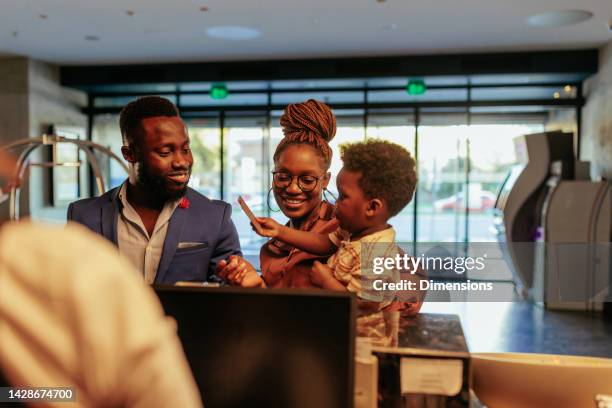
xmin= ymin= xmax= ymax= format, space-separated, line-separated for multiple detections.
xmin=271 ymin=171 xmax=326 ymax=192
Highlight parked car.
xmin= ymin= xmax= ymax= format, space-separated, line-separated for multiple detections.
xmin=433 ymin=191 xmax=496 ymax=212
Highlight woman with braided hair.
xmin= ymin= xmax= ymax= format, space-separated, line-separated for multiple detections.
xmin=217 ymin=99 xmax=338 ymax=288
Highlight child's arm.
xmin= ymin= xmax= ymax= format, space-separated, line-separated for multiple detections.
xmin=310 ymin=261 xmax=346 ymax=291
xmin=254 ymin=217 xmax=337 ymax=255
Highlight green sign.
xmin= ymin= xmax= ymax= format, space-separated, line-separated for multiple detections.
xmin=210 ymin=83 xmax=228 ymax=99
xmin=406 ymin=79 xmax=426 ymax=95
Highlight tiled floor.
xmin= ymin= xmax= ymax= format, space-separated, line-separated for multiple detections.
xmin=421 ymin=301 xmax=612 ymax=358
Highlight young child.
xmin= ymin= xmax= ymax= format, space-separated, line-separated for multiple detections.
xmin=246 ymin=139 xmax=417 ymax=306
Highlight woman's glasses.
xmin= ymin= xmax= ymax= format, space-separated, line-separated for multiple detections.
xmin=271 ymin=171 xmax=325 ymax=192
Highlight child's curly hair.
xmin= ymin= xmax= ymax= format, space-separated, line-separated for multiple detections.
xmin=340 ymin=139 xmax=417 ymax=216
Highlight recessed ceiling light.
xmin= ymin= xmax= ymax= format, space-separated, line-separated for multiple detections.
xmin=382 ymin=23 xmax=398 ymax=31
xmin=206 ymin=26 xmax=260 ymax=41
xmin=526 ymin=10 xmax=593 ymax=27
xmin=85 ymin=35 xmax=100 ymax=42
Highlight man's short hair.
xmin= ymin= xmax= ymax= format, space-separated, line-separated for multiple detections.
xmin=119 ymin=96 xmax=179 ymax=146
xmin=340 ymin=139 xmax=417 ymax=217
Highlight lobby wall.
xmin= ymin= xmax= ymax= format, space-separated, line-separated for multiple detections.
xmin=582 ymin=40 xmax=612 ymax=180
xmin=0 ymin=57 xmax=86 ymax=220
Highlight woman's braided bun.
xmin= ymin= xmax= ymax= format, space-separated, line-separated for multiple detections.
xmin=274 ymin=99 xmax=336 ymax=169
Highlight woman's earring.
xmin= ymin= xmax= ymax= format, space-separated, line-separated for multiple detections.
xmin=323 ymin=188 xmax=337 ymax=203
xmin=266 ymin=188 xmax=281 ymax=212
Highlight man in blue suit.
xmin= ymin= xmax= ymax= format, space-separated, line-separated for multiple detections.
xmin=68 ymin=96 xmax=241 ymax=284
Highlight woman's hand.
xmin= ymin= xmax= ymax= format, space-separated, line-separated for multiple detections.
xmin=310 ymin=260 xmax=333 ymax=287
xmin=216 ymin=255 xmax=265 ymax=288
xmin=253 ymin=217 xmax=284 ymax=238
xmin=310 ymin=261 xmax=346 ymax=291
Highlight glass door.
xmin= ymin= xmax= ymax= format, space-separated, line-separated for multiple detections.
xmin=365 ymin=108 xmax=416 ymax=243
xmin=417 ymin=109 xmax=468 ymax=243
xmin=185 ymin=115 xmax=222 ymax=199
xmin=223 ymin=112 xmax=269 ymax=267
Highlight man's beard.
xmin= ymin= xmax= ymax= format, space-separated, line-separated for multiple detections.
xmin=137 ymin=161 xmax=190 ymax=201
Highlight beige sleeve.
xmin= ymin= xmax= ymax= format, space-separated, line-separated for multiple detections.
xmin=357 ymin=245 xmax=400 ymax=306
xmin=328 ymin=227 xmax=350 ymax=247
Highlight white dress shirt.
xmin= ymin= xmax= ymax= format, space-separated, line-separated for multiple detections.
xmin=117 ymin=182 xmax=180 ymax=284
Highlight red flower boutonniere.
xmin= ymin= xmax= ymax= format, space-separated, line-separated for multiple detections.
xmin=178 ymin=197 xmax=190 ymax=209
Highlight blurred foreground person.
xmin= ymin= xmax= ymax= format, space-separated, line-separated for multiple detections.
xmin=0 ymin=150 xmax=201 ymax=407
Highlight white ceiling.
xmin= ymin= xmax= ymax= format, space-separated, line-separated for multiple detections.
xmin=0 ymin=0 xmax=611 ymax=65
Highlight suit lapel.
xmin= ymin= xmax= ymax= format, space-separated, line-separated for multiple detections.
xmin=155 ymin=192 xmax=190 ymax=283
xmin=101 ymin=188 xmax=120 ymax=245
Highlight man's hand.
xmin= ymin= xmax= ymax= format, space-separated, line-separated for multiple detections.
xmin=252 ymin=217 xmax=284 ymax=238
xmin=216 ymin=255 xmax=264 ymax=288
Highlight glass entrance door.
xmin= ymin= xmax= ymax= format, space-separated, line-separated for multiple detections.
xmin=223 ymin=112 xmax=269 ymax=266
xmin=417 ymin=109 xmax=469 ymax=243
xmin=366 ymin=109 xmax=416 ymax=243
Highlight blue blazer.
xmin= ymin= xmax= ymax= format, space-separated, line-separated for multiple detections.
xmin=67 ymin=186 xmax=242 ymax=284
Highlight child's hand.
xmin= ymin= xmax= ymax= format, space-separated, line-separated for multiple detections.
xmin=253 ymin=217 xmax=284 ymax=238
xmin=310 ymin=260 xmax=334 ymax=287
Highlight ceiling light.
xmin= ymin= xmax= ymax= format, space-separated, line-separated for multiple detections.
xmin=564 ymin=85 xmax=573 ymax=93
xmin=206 ymin=26 xmax=260 ymax=41
xmin=382 ymin=23 xmax=398 ymax=31
xmin=553 ymin=92 xmax=561 ymax=99
xmin=526 ymin=10 xmax=593 ymax=27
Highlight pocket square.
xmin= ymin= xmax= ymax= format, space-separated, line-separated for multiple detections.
xmin=177 ymin=242 xmax=206 ymax=249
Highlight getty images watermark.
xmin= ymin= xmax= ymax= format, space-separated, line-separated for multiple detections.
xmin=360 ymin=242 xmax=612 ymax=302
xmin=371 ymin=251 xmax=492 ymax=292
